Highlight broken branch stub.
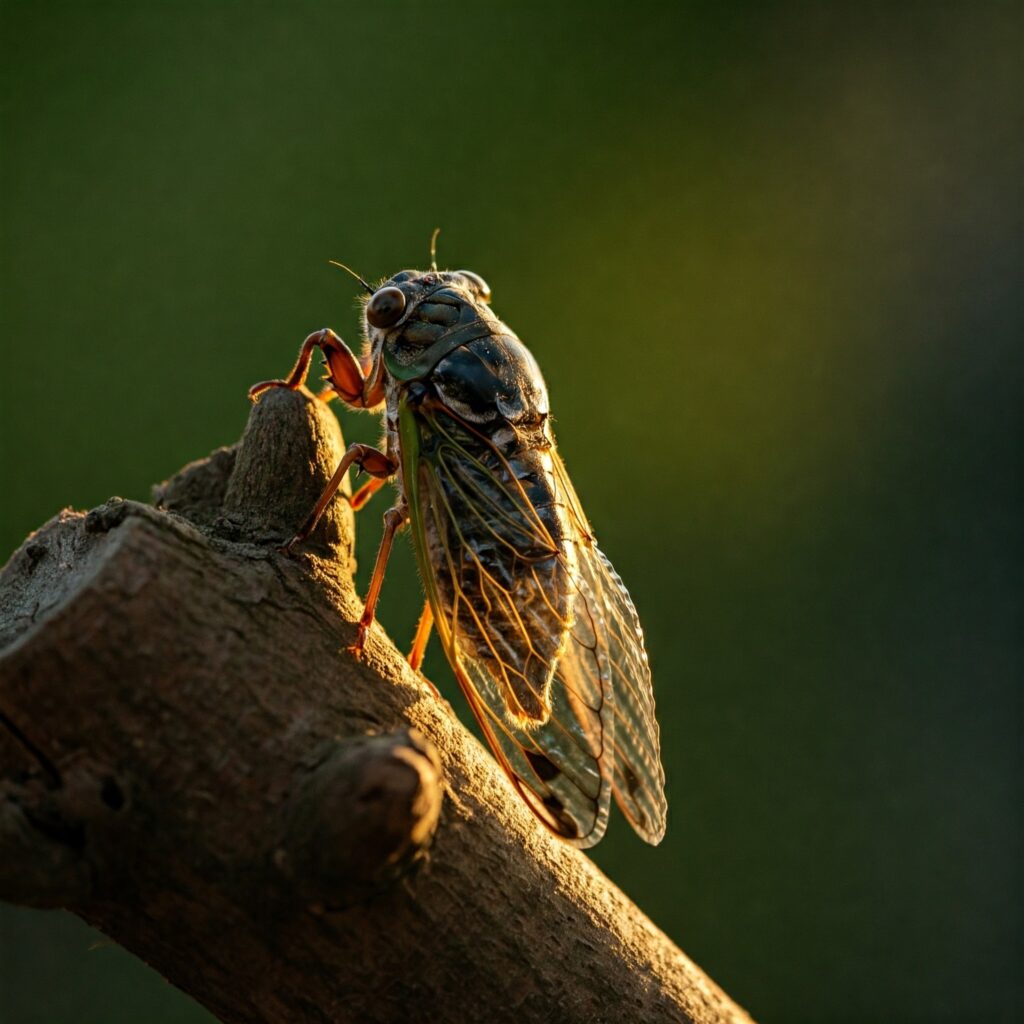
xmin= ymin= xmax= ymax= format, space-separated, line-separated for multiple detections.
xmin=0 ymin=386 xmax=754 ymax=1024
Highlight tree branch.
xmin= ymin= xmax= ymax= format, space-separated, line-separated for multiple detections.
xmin=0 ymin=387 xmax=753 ymax=1024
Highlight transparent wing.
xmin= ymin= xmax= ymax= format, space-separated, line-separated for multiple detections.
xmin=549 ymin=452 xmax=667 ymax=843
xmin=403 ymin=404 xmax=666 ymax=846
xmin=574 ymin=538 xmax=667 ymax=842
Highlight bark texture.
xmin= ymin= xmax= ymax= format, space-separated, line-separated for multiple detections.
xmin=0 ymin=387 xmax=753 ymax=1024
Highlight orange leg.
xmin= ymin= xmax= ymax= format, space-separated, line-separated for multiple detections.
xmin=350 ymin=505 xmax=407 ymax=657
xmin=347 ymin=475 xmax=388 ymax=512
xmin=249 ymin=328 xmax=384 ymax=408
xmin=284 ymin=443 xmax=396 ymax=551
xmin=408 ymin=601 xmax=434 ymax=672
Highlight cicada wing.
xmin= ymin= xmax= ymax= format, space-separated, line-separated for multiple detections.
xmin=401 ymin=403 xmax=613 ymax=845
xmin=450 ymin=531 xmax=668 ymax=846
xmin=575 ymin=542 xmax=668 ymax=843
xmin=401 ymin=401 xmax=665 ymax=846
xmin=456 ymin=642 xmax=612 ymax=847
xmin=551 ymin=454 xmax=668 ymax=843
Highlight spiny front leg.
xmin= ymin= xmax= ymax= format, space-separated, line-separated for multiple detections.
xmin=284 ymin=443 xmax=397 ymax=552
xmin=249 ymin=328 xmax=381 ymax=408
xmin=350 ymin=504 xmax=408 ymax=659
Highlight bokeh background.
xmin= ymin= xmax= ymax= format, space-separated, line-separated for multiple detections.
xmin=1 ymin=2 xmax=1020 ymax=1021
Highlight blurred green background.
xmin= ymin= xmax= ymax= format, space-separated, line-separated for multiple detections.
xmin=1 ymin=1 xmax=1019 ymax=1021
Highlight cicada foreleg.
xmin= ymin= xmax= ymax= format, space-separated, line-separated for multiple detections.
xmin=350 ymin=504 xmax=408 ymax=658
xmin=283 ymin=443 xmax=397 ymax=553
xmin=249 ymin=328 xmax=383 ymax=408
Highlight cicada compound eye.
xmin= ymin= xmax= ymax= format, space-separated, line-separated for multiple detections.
xmin=366 ymin=285 xmax=407 ymax=328
xmin=457 ymin=270 xmax=492 ymax=304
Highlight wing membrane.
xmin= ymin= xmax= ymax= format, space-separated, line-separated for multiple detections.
xmin=402 ymin=400 xmax=666 ymax=846
xmin=578 ymin=542 xmax=667 ymax=842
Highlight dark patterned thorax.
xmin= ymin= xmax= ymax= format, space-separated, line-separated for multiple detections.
xmin=378 ymin=272 xmax=576 ymax=726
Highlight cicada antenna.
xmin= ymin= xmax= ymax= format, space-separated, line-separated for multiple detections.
xmin=429 ymin=227 xmax=441 ymax=272
xmin=328 ymin=259 xmax=374 ymax=294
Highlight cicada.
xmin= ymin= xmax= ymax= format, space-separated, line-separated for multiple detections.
xmin=250 ymin=248 xmax=667 ymax=847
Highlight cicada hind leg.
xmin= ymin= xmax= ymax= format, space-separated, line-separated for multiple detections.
xmin=408 ymin=602 xmax=434 ymax=672
xmin=349 ymin=504 xmax=408 ymax=658
xmin=406 ymin=602 xmax=442 ymax=697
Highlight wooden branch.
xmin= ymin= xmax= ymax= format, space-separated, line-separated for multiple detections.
xmin=0 ymin=387 xmax=753 ymax=1024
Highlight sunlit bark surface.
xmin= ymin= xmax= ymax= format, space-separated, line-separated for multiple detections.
xmin=0 ymin=388 xmax=753 ymax=1024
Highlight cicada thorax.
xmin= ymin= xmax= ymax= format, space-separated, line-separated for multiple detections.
xmin=384 ymin=288 xmax=577 ymax=729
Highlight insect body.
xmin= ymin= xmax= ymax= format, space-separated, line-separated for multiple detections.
xmin=250 ymin=261 xmax=667 ymax=847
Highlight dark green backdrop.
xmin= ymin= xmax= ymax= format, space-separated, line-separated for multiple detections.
xmin=1 ymin=2 xmax=1019 ymax=1022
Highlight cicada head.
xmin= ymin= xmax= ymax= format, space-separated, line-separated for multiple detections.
xmin=361 ymin=269 xmax=498 ymax=385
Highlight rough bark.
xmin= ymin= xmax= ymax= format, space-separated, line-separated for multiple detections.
xmin=0 ymin=387 xmax=753 ymax=1024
